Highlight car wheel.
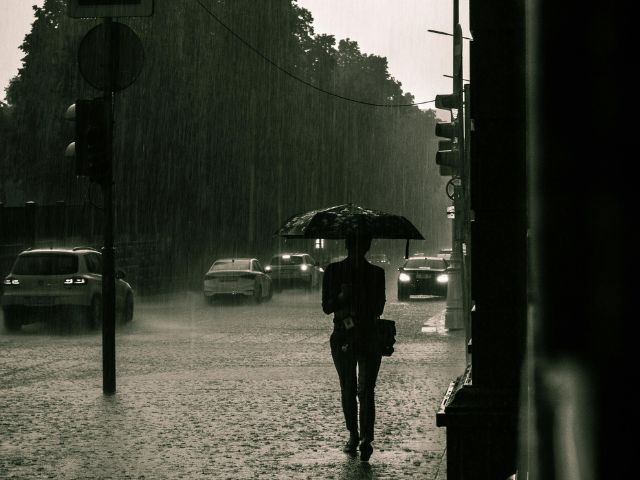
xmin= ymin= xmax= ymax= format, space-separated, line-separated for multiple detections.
xmin=87 ymin=296 xmax=102 ymax=330
xmin=398 ymin=287 xmax=409 ymax=301
xmin=3 ymin=307 xmax=22 ymax=332
xmin=254 ymin=285 xmax=262 ymax=304
xmin=122 ymin=293 xmax=134 ymax=323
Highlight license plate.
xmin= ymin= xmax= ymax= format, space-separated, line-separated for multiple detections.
xmin=30 ymin=297 xmax=54 ymax=306
xmin=416 ymin=273 xmax=432 ymax=279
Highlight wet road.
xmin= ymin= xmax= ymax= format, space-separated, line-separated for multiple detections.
xmin=1 ymin=284 xmax=466 ymax=479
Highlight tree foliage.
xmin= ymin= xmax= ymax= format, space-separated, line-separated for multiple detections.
xmin=1 ymin=0 xmax=450 ymax=264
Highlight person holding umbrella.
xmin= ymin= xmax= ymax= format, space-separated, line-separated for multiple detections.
xmin=322 ymin=234 xmax=385 ymax=462
xmin=276 ymin=203 xmax=424 ymax=461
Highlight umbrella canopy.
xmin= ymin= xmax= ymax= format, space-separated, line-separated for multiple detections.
xmin=275 ymin=203 xmax=424 ymax=240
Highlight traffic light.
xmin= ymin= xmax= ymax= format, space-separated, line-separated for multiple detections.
xmin=65 ymin=98 xmax=109 ymax=183
xmin=435 ymin=93 xmax=460 ymax=110
xmin=434 ymin=93 xmax=462 ymax=176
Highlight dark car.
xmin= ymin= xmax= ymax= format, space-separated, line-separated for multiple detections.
xmin=437 ymin=248 xmax=452 ymax=266
xmin=397 ymin=256 xmax=448 ymax=300
xmin=366 ymin=253 xmax=391 ymax=269
xmin=265 ymin=253 xmax=323 ymax=291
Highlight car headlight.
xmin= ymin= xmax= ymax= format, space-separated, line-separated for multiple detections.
xmin=318 ymin=267 xmax=324 ymax=273
xmin=265 ymin=266 xmax=271 ymax=271
xmin=64 ymin=277 xmax=86 ymax=285
xmin=398 ymin=273 xmax=411 ymax=282
xmin=300 ymin=265 xmax=308 ymax=271
xmin=436 ymin=274 xmax=449 ymax=283
xmin=3 ymin=277 xmax=19 ymax=286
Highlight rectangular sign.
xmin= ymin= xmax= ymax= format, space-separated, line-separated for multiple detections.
xmin=68 ymin=0 xmax=153 ymax=18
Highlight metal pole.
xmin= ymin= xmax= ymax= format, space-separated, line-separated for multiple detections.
xmin=102 ymin=17 xmax=116 ymax=395
xmin=445 ymin=22 xmax=466 ymax=331
xmin=463 ymin=83 xmax=472 ymax=362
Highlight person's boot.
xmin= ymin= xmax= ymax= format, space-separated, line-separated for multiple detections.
xmin=343 ymin=431 xmax=359 ymax=453
xmin=359 ymin=440 xmax=373 ymax=462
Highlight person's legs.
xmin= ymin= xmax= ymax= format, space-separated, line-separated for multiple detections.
xmin=330 ymin=332 xmax=359 ymax=447
xmin=357 ymin=352 xmax=382 ymax=460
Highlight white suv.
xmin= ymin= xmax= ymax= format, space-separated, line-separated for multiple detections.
xmin=1 ymin=247 xmax=134 ymax=332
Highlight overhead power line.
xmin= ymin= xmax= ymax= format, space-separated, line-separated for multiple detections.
xmin=196 ymin=0 xmax=435 ymax=108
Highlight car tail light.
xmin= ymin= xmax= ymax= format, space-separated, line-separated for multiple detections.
xmin=64 ymin=276 xmax=86 ymax=286
xmin=3 ymin=277 xmax=20 ymax=286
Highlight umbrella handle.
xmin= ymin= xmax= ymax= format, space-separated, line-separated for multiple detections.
xmin=405 ymin=239 xmax=409 ymax=259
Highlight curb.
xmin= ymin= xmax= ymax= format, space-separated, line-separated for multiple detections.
xmin=421 ymin=308 xmax=447 ymax=334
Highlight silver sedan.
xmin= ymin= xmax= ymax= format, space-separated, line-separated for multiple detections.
xmin=203 ymin=258 xmax=272 ymax=303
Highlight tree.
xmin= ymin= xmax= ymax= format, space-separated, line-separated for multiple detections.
xmin=3 ymin=0 xmax=450 ymax=277
xmin=5 ymin=0 xmax=85 ymax=203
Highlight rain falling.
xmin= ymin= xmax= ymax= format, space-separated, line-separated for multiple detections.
xmin=1 ymin=1 xmax=467 ymax=479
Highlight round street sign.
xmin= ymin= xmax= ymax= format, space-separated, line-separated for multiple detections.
xmin=446 ymin=177 xmax=462 ymax=200
xmin=78 ymin=22 xmax=144 ymax=92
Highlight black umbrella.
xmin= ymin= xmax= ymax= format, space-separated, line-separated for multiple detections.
xmin=276 ymin=203 xmax=424 ymax=256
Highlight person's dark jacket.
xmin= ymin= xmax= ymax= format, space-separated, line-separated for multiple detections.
xmin=322 ymin=258 xmax=385 ymax=343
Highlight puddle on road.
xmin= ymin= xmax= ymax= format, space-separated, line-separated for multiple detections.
xmin=420 ymin=325 xmax=451 ymax=335
xmin=421 ymin=310 xmax=448 ymax=335
xmin=421 ymin=326 xmax=438 ymax=334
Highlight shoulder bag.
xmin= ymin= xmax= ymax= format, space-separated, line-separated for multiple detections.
xmin=376 ymin=318 xmax=396 ymax=356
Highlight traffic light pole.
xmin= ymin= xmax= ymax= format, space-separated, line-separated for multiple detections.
xmin=444 ymin=21 xmax=466 ymax=331
xmin=68 ymin=2 xmax=150 ymax=396
xmin=102 ymin=16 xmax=116 ymax=395
xmin=463 ymin=83 xmax=472 ymax=359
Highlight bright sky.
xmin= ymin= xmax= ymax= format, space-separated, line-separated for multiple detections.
xmin=296 ymin=0 xmax=470 ymax=110
xmin=0 ymin=0 xmax=44 ymax=102
xmin=0 ymin=0 xmax=469 ymax=108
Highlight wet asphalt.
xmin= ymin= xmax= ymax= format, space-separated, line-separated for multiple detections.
xmin=1 ymin=283 xmax=466 ymax=479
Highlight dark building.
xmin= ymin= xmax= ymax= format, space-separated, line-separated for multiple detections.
xmin=437 ymin=1 xmax=632 ymax=478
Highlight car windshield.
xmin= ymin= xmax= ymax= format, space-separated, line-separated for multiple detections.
xmin=211 ymin=260 xmax=251 ymax=271
xmin=12 ymin=253 xmax=78 ymax=275
xmin=404 ymin=258 xmax=446 ymax=269
xmin=270 ymin=255 xmax=303 ymax=266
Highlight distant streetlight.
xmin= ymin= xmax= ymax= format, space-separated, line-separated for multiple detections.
xmin=430 ymin=27 xmax=472 ymax=84
xmin=428 ymin=29 xmax=473 ymax=41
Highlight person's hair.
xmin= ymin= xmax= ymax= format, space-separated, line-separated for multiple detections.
xmin=345 ymin=235 xmax=372 ymax=254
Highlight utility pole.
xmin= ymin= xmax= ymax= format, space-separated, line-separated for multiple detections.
xmin=67 ymin=0 xmax=151 ymax=395
xmin=101 ymin=16 xmax=116 ymax=395
xmin=463 ymin=82 xmax=472 ymax=359
xmin=443 ymin=10 xmax=466 ymax=330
